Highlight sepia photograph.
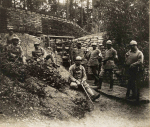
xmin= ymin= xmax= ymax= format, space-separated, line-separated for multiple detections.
xmin=0 ymin=0 xmax=149 ymax=127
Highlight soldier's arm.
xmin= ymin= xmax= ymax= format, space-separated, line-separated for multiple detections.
xmin=131 ymin=52 xmax=144 ymax=67
xmin=2 ymin=34 xmax=8 ymax=45
xmin=85 ymin=49 xmax=91 ymax=60
xmin=41 ymin=47 xmax=47 ymax=58
xmin=97 ymin=49 xmax=103 ymax=61
xmin=82 ymin=67 xmax=87 ymax=82
xmin=45 ymin=53 xmax=55 ymax=63
xmin=19 ymin=46 xmax=24 ymax=57
xmin=113 ymin=50 xmax=118 ymax=63
xmin=69 ymin=66 xmax=77 ymax=82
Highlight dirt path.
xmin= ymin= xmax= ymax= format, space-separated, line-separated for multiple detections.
xmin=0 ymin=95 xmax=149 ymax=127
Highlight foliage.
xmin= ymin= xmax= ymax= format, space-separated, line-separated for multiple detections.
xmin=0 ymin=0 xmax=93 ymax=31
xmin=94 ymin=0 xmax=149 ymax=44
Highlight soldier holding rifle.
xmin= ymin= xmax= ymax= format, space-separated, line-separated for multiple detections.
xmin=69 ymin=56 xmax=100 ymax=101
xmin=125 ymin=40 xmax=144 ymax=101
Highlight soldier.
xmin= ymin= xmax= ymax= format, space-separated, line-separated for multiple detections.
xmin=87 ymin=42 xmax=102 ymax=86
xmin=125 ymin=40 xmax=144 ymax=101
xmin=98 ymin=40 xmax=118 ymax=91
xmin=7 ymin=37 xmax=26 ymax=64
xmin=32 ymin=42 xmax=56 ymax=66
xmin=72 ymin=41 xmax=88 ymax=67
xmin=69 ymin=56 xmax=100 ymax=101
xmin=3 ymin=29 xmax=19 ymax=46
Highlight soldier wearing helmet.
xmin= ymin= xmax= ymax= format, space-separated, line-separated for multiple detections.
xmin=97 ymin=40 xmax=118 ymax=91
xmin=7 ymin=37 xmax=26 ymax=64
xmin=3 ymin=29 xmax=19 ymax=46
xmin=125 ymin=40 xmax=144 ymax=101
xmin=69 ymin=56 xmax=100 ymax=101
xmin=87 ymin=42 xmax=103 ymax=86
xmin=32 ymin=41 xmax=55 ymax=66
xmin=72 ymin=41 xmax=88 ymax=67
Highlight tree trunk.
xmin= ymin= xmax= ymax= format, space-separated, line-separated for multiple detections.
xmin=87 ymin=0 xmax=89 ymax=31
xmin=81 ymin=0 xmax=83 ymax=27
xmin=66 ymin=0 xmax=69 ymax=20
xmin=69 ymin=0 xmax=73 ymax=20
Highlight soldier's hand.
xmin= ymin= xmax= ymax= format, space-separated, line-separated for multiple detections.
xmin=130 ymin=64 xmax=136 ymax=68
xmin=76 ymin=80 xmax=80 ymax=85
xmin=11 ymin=53 xmax=16 ymax=58
xmin=81 ymin=80 xmax=85 ymax=84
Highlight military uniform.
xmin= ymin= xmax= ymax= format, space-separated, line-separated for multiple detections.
xmin=72 ymin=47 xmax=87 ymax=66
xmin=4 ymin=33 xmax=19 ymax=45
xmin=32 ymin=46 xmax=55 ymax=63
xmin=99 ymin=47 xmax=118 ymax=90
xmin=125 ymin=48 xmax=144 ymax=100
xmin=7 ymin=43 xmax=26 ymax=64
xmin=88 ymin=48 xmax=102 ymax=85
xmin=69 ymin=56 xmax=100 ymax=101
xmin=69 ymin=64 xmax=89 ymax=88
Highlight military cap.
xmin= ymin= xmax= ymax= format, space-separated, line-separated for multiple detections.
xmin=75 ymin=56 xmax=82 ymax=61
xmin=92 ymin=42 xmax=97 ymax=46
xmin=77 ymin=41 xmax=82 ymax=44
xmin=12 ymin=37 xmax=20 ymax=41
xmin=34 ymin=42 xmax=40 ymax=45
xmin=130 ymin=40 xmax=137 ymax=45
xmin=106 ymin=40 xmax=112 ymax=45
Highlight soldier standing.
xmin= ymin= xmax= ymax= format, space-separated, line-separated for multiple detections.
xmin=98 ymin=40 xmax=118 ymax=91
xmin=125 ymin=40 xmax=144 ymax=101
xmin=87 ymin=42 xmax=102 ymax=86
xmin=69 ymin=56 xmax=100 ymax=101
xmin=72 ymin=41 xmax=87 ymax=67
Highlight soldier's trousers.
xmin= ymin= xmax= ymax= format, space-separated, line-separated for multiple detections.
xmin=90 ymin=65 xmax=99 ymax=85
xmin=99 ymin=69 xmax=114 ymax=89
xmin=126 ymin=67 xmax=141 ymax=100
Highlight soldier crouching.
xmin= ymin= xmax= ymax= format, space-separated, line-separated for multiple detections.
xmin=69 ymin=56 xmax=100 ymax=101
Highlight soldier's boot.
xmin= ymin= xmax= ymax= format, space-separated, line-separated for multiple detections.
xmin=90 ymin=78 xmax=103 ymax=90
xmin=108 ymin=79 xmax=114 ymax=91
xmin=86 ymin=88 xmax=100 ymax=101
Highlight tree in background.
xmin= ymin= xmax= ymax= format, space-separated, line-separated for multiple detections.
xmin=93 ymin=0 xmax=149 ymax=44
xmin=93 ymin=0 xmax=148 ymax=68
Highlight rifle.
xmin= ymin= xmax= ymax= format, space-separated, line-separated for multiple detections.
xmin=80 ymin=81 xmax=94 ymax=107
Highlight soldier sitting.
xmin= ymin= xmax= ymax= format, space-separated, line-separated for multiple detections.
xmin=7 ymin=37 xmax=27 ymax=64
xmin=69 ymin=56 xmax=100 ymax=101
xmin=32 ymin=42 xmax=56 ymax=66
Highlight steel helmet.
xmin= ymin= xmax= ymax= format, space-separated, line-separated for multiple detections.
xmin=34 ymin=42 xmax=40 ymax=45
xmin=12 ymin=36 xmax=19 ymax=41
xmin=92 ymin=42 xmax=97 ymax=46
xmin=106 ymin=40 xmax=112 ymax=45
xmin=130 ymin=40 xmax=137 ymax=45
xmin=77 ymin=41 xmax=81 ymax=44
xmin=12 ymin=37 xmax=20 ymax=44
xmin=76 ymin=56 xmax=82 ymax=61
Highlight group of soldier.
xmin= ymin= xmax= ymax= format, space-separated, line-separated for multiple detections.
xmin=70 ymin=39 xmax=144 ymax=102
xmin=1 ymin=29 xmax=144 ymax=102
xmin=1 ymin=29 xmax=56 ymax=66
